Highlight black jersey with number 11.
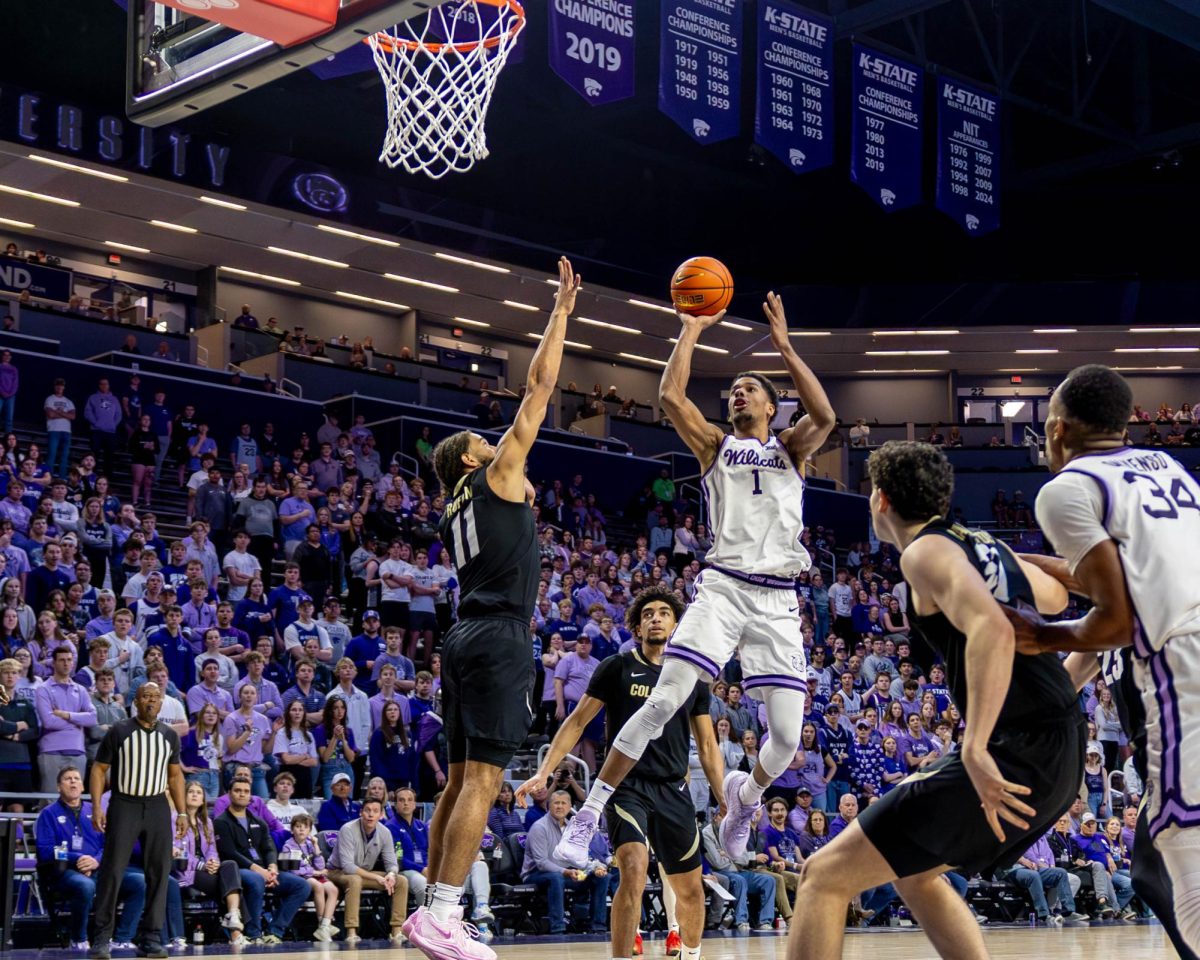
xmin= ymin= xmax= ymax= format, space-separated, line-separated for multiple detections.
xmin=439 ymin=466 xmax=539 ymax=622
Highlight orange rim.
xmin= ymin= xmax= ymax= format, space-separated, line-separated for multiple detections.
xmin=369 ymin=0 xmax=525 ymax=54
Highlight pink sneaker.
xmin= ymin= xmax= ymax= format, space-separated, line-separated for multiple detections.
xmin=401 ymin=906 xmax=426 ymax=942
xmin=407 ymin=906 xmax=497 ymax=960
xmin=719 ymin=770 xmax=761 ymax=861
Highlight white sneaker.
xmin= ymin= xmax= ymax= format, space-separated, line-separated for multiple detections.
xmin=312 ymin=926 xmax=331 ymax=943
xmin=552 ymin=808 xmax=598 ymax=869
xmin=719 ymin=771 xmax=762 ymax=862
xmin=221 ymin=912 xmax=244 ymax=932
xmin=71 ymin=942 xmax=90 ymax=952
xmin=169 ymin=938 xmax=188 ymax=950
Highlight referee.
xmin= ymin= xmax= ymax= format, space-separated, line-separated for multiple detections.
xmin=88 ymin=682 xmax=187 ymax=960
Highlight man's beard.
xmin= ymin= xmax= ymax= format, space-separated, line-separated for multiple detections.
xmin=730 ymin=408 xmax=756 ymax=429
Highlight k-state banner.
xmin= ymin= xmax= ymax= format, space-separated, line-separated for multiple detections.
xmin=936 ymin=79 xmax=1000 ymax=234
xmin=851 ymin=44 xmax=923 ymax=210
xmin=754 ymin=2 xmax=833 ymax=173
xmin=549 ymin=0 xmax=635 ymax=104
xmin=659 ymin=0 xmax=743 ymax=144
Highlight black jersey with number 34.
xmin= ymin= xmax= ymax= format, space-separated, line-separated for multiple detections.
xmin=438 ymin=467 xmax=539 ymax=622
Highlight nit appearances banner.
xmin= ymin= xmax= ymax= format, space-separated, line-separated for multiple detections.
xmin=936 ymin=78 xmax=1000 ymax=234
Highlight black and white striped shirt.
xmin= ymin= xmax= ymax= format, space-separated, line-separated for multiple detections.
xmin=96 ymin=718 xmax=181 ymax=798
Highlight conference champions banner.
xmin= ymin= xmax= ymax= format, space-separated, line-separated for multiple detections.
xmin=549 ymin=0 xmax=635 ymax=104
xmin=850 ymin=44 xmax=923 ymax=210
xmin=936 ymin=78 xmax=1000 ymax=234
xmin=754 ymin=2 xmax=833 ymax=173
xmin=659 ymin=0 xmax=743 ymax=144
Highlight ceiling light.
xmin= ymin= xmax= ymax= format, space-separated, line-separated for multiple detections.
xmin=1033 ymin=328 xmax=1077 ymax=334
xmin=384 ymin=273 xmax=459 ymax=293
xmin=855 ymin=369 xmax=941 ymax=374
xmin=1128 ymin=326 xmax=1200 ymax=333
xmin=578 ymin=317 xmax=640 ymax=335
xmin=628 ymin=298 xmax=677 ymax=315
xmin=789 ymin=331 xmax=832 ymax=337
xmin=619 ymin=352 xmax=668 ymax=367
xmin=719 ymin=319 xmax=753 ymax=332
xmin=0 ymin=216 xmax=34 ymax=229
xmin=219 ymin=265 xmax=301 ymax=287
xmin=504 ymin=300 xmax=540 ymax=312
xmin=751 ymin=351 xmax=777 ymax=356
xmin=871 ymin=329 xmax=959 ymax=336
xmin=336 ymin=291 xmax=409 ymax=310
xmin=669 ymin=338 xmax=729 ymax=354
xmin=1113 ymin=347 xmax=1199 ymax=354
xmin=526 ymin=332 xmax=590 ymax=349
xmin=435 ymin=252 xmax=510 ymax=273
xmin=1112 ymin=365 xmax=1185 ymax=371
xmin=28 ymin=154 xmax=128 ymax=182
xmin=105 ymin=241 xmax=150 ymax=253
xmin=545 ymin=278 xmax=560 ymax=286
xmin=453 ymin=317 xmax=491 ymax=328
xmin=317 ymin=224 xmax=399 ymax=247
xmin=198 ymin=195 xmax=247 ymax=211
xmin=864 ymin=349 xmax=951 ymax=356
xmin=149 ymin=219 xmax=197 ymax=234
xmin=1015 ymin=349 xmax=1058 ymax=354
xmin=1001 ymin=401 xmax=1027 ymax=418
xmin=267 ymin=246 xmax=348 ymax=268
xmin=0 ymin=184 xmax=79 ymax=207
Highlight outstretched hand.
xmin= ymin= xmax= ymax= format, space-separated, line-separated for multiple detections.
xmin=763 ymin=291 xmax=790 ymax=348
xmin=962 ymin=748 xmax=1036 ymax=843
xmin=552 ymin=257 xmax=582 ymax=315
xmin=675 ymin=308 xmax=726 ymax=334
xmin=514 ymin=771 xmax=550 ymax=808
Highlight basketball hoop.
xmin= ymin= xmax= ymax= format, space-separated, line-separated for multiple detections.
xmin=369 ymin=0 xmax=525 ymax=179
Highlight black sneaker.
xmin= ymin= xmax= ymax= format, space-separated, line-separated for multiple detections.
xmin=136 ymin=943 xmax=168 ymax=959
xmin=90 ymin=942 xmax=112 ymax=960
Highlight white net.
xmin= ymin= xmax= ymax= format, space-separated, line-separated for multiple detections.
xmin=369 ymin=1 xmax=525 ymax=179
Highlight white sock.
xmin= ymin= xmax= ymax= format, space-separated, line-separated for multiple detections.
xmin=738 ymin=773 xmax=766 ymax=806
xmin=430 ymin=883 xmax=463 ymax=923
xmin=681 ymin=945 xmax=701 ymax=960
xmin=424 ymin=883 xmax=437 ymax=908
xmin=582 ymin=778 xmax=616 ymax=819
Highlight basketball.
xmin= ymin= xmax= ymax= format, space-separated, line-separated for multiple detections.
xmin=670 ymin=256 xmax=734 ymax=316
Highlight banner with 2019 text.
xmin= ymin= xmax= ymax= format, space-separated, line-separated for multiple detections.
xmin=850 ymin=43 xmax=923 ymax=210
xmin=658 ymin=0 xmax=744 ymax=144
xmin=936 ymin=78 xmax=1000 ymax=234
xmin=549 ymin=0 xmax=635 ymax=105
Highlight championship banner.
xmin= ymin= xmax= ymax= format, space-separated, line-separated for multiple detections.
xmin=549 ymin=0 xmax=635 ymax=104
xmin=753 ymin=1 xmax=832 ymax=173
xmin=850 ymin=43 xmax=923 ymax=210
xmin=936 ymin=78 xmax=1000 ymax=234
xmin=659 ymin=0 xmax=743 ymax=144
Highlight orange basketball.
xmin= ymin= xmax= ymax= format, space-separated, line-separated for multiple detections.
xmin=670 ymin=256 xmax=733 ymax=316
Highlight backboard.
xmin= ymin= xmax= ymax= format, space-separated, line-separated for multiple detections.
xmin=126 ymin=0 xmax=443 ymax=126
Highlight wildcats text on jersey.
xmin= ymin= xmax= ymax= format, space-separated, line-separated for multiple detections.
xmin=722 ymin=446 xmax=790 ymax=471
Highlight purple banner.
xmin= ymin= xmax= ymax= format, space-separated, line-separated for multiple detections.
xmin=754 ymin=2 xmax=832 ymax=172
xmin=850 ymin=44 xmax=923 ymax=211
xmin=549 ymin=1 xmax=635 ymax=104
xmin=659 ymin=0 xmax=743 ymax=144
xmin=936 ymin=79 xmax=1000 ymax=234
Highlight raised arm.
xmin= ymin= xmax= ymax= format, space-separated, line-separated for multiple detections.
xmin=902 ymin=535 xmax=1035 ymax=842
xmin=488 ymin=258 xmax=581 ymax=502
xmin=659 ymin=312 xmax=727 ymax=470
xmin=764 ymin=293 xmax=836 ymax=463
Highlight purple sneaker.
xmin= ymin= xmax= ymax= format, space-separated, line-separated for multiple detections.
xmin=553 ymin=807 xmax=598 ymax=868
xmin=719 ymin=770 xmax=761 ymax=861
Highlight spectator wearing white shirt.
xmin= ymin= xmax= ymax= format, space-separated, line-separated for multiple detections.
xmin=319 ymin=597 xmax=352 ymax=665
xmin=101 ymin=608 xmax=144 ymax=696
xmin=136 ymin=664 xmax=190 ymax=736
xmin=848 ymin=418 xmax=871 ymax=447
xmin=120 ymin=548 xmax=159 ymax=602
xmin=377 ymin=539 xmax=414 ymax=633
xmin=222 ymin=531 xmax=261 ymax=603
xmin=194 ymin=627 xmax=238 ymax=691
xmin=282 ymin=598 xmax=332 ymax=662
xmin=326 ymin=657 xmax=372 ymax=786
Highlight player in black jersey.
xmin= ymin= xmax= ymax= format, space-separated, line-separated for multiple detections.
xmin=402 ymin=258 xmax=581 ymax=960
xmin=788 ymin=441 xmax=1083 ymax=960
xmin=515 ymin=587 xmax=726 ymax=960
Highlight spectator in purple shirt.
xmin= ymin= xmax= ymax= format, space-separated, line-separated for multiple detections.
xmin=0 ymin=481 xmax=31 ymax=534
xmin=34 ymin=645 xmax=96 ymax=789
xmin=182 ymin=579 xmax=218 ymax=632
xmin=553 ymin=635 xmax=602 ymax=772
xmin=234 ymin=651 xmax=284 ymax=722
xmin=187 ymin=659 xmax=236 ymax=721
xmin=220 ymin=683 xmax=275 ymax=797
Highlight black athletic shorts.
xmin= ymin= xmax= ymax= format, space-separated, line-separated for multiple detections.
xmin=858 ymin=712 xmax=1086 ymax=878
xmin=441 ymin=615 xmax=535 ymax=768
xmin=606 ymin=776 xmax=702 ymax=876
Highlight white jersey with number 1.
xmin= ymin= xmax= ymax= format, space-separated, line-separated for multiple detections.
xmin=701 ymin=433 xmax=811 ymax=578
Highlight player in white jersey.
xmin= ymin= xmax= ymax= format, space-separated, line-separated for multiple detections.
xmin=1007 ymin=364 xmax=1200 ymax=960
xmin=554 ymin=292 xmax=835 ymax=878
